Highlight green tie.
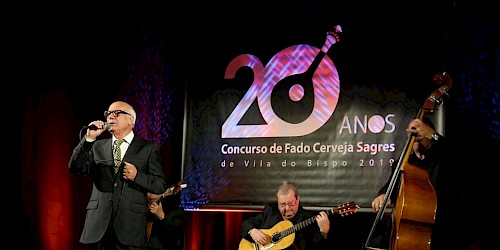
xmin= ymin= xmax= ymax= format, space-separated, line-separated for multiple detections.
xmin=113 ymin=139 xmax=124 ymax=173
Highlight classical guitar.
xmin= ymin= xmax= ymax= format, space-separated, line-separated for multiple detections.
xmin=146 ymin=181 xmax=187 ymax=240
xmin=238 ymin=201 xmax=358 ymax=250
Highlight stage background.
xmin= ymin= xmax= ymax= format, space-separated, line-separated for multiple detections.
xmin=13 ymin=1 xmax=498 ymax=249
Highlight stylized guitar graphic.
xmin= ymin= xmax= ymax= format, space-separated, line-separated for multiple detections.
xmin=146 ymin=181 xmax=187 ymax=240
xmin=238 ymin=201 xmax=357 ymax=250
xmin=271 ymin=24 xmax=342 ymax=123
xmin=223 ymin=25 xmax=342 ymax=138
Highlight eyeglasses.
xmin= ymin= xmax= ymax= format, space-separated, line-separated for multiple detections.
xmin=104 ymin=110 xmax=131 ymax=119
xmin=278 ymin=200 xmax=297 ymax=209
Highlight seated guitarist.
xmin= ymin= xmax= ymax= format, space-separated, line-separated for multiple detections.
xmin=146 ymin=191 xmax=184 ymax=250
xmin=240 ymin=181 xmax=331 ymax=250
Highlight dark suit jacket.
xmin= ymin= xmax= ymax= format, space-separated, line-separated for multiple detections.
xmin=240 ymin=202 xmax=328 ymax=250
xmin=69 ymin=136 xmax=167 ymax=248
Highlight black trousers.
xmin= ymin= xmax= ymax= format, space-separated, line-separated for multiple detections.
xmin=97 ymin=225 xmax=146 ymax=250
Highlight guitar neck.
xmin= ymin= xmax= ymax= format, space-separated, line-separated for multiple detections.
xmin=156 ymin=185 xmax=179 ymax=204
xmin=282 ymin=202 xmax=357 ymax=238
xmin=280 ymin=208 xmax=335 ymax=237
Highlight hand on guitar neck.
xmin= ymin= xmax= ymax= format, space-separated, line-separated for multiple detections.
xmin=148 ymin=182 xmax=186 ymax=216
xmin=146 ymin=181 xmax=186 ymax=240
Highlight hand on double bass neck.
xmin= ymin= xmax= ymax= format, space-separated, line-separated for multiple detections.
xmin=407 ymin=118 xmax=438 ymax=160
xmin=407 ymin=119 xmax=437 ymax=140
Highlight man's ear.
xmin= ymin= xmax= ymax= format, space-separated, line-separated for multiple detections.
xmin=128 ymin=115 xmax=134 ymax=127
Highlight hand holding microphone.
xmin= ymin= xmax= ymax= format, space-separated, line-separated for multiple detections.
xmin=84 ymin=121 xmax=110 ymax=140
xmin=85 ymin=121 xmax=111 ymax=131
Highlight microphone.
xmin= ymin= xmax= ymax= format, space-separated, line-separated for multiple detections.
xmin=85 ymin=122 xmax=111 ymax=130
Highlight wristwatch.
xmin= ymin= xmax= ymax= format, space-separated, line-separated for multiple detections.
xmin=431 ymin=133 xmax=440 ymax=141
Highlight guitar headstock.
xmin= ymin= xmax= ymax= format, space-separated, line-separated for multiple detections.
xmin=333 ymin=201 xmax=358 ymax=217
xmin=327 ymin=25 xmax=342 ymax=42
xmin=160 ymin=181 xmax=187 ymax=200
xmin=322 ymin=24 xmax=342 ymax=53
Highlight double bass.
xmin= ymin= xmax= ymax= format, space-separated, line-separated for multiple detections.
xmin=365 ymin=72 xmax=452 ymax=250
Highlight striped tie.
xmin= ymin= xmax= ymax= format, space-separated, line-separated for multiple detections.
xmin=113 ymin=139 xmax=124 ymax=173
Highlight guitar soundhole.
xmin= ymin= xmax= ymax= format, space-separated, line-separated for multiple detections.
xmin=271 ymin=232 xmax=282 ymax=243
xmin=271 ymin=79 xmax=314 ymax=124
